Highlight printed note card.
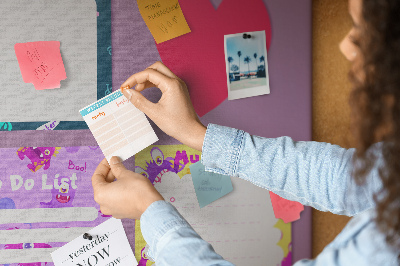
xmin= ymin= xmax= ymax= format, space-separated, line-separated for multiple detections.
xmin=79 ymin=90 xmax=158 ymax=162
xmin=14 ymin=41 xmax=67 ymax=90
xmin=51 ymin=218 xmax=137 ymax=265
xmin=137 ymin=0 xmax=191 ymax=44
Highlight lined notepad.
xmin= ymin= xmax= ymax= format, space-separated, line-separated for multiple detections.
xmin=79 ymin=89 xmax=158 ymax=162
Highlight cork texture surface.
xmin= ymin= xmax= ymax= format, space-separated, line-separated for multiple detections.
xmin=312 ymin=0 xmax=353 ymax=257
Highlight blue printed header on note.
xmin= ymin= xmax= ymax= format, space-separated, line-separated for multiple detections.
xmin=79 ymin=90 xmax=123 ymax=117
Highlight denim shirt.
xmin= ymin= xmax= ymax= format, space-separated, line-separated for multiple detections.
xmin=140 ymin=124 xmax=399 ymax=265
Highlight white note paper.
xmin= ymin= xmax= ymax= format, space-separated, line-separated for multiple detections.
xmin=51 ymin=218 xmax=137 ymax=266
xmin=79 ymin=89 xmax=158 ymax=162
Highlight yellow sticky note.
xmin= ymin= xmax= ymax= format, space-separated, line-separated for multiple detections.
xmin=137 ymin=0 xmax=191 ymax=44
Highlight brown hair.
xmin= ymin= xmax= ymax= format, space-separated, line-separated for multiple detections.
xmin=350 ymin=0 xmax=400 ymax=252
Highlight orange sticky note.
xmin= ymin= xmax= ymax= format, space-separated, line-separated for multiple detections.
xmin=269 ymin=191 xmax=304 ymax=223
xmin=137 ymin=0 xmax=191 ymax=44
xmin=14 ymin=41 xmax=67 ymax=90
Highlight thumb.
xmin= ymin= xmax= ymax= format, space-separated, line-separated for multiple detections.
xmin=122 ymin=89 xmax=155 ymax=117
xmin=109 ymin=156 xmax=128 ymax=179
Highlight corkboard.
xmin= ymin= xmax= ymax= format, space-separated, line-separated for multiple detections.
xmin=312 ymin=0 xmax=354 ymax=257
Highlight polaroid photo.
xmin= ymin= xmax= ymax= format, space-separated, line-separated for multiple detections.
xmin=224 ymin=30 xmax=270 ymax=100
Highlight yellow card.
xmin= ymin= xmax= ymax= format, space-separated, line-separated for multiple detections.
xmin=137 ymin=0 xmax=191 ymax=44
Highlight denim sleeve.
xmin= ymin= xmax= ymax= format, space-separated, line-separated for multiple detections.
xmin=201 ymin=124 xmax=382 ymax=216
xmin=140 ymin=200 xmax=234 ymax=266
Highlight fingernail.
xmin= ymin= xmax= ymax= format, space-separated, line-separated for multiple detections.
xmin=110 ymin=156 xmax=122 ymax=165
xmin=120 ymin=85 xmax=130 ymax=92
xmin=125 ymin=89 xmax=133 ymax=100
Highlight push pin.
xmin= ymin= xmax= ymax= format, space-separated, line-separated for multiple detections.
xmin=83 ymin=233 xmax=93 ymax=240
xmin=243 ymin=33 xmax=252 ymax=39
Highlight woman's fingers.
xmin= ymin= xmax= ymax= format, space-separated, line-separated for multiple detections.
xmin=91 ymin=159 xmax=110 ymax=193
xmin=134 ymin=81 xmax=156 ymax=92
xmin=120 ymin=68 xmax=174 ymax=94
xmin=121 ymin=88 xmax=158 ymax=119
xmin=105 ymin=169 xmax=116 ymax=183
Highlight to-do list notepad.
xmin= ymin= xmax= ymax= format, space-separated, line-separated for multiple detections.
xmin=80 ymin=89 xmax=158 ymax=162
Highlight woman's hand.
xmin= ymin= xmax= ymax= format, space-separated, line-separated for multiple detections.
xmin=120 ymin=61 xmax=207 ymax=151
xmin=92 ymin=157 xmax=164 ymax=220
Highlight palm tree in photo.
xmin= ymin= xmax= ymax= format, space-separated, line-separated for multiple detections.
xmin=253 ymin=53 xmax=258 ymax=73
xmin=227 ymin=56 xmax=234 ymax=73
xmin=260 ymin=55 xmax=267 ymax=76
xmin=244 ymin=56 xmax=251 ymax=78
xmin=260 ymin=55 xmax=266 ymax=72
xmin=237 ymin=51 xmax=242 ymax=77
xmin=227 ymin=56 xmax=234 ymax=83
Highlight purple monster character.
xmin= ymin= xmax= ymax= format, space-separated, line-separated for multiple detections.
xmin=17 ymin=147 xmax=61 ymax=173
xmin=135 ymin=147 xmax=176 ymax=184
xmin=40 ymin=177 xmax=76 ymax=208
xmin=135 ymin=147 xmax=198 ymax=185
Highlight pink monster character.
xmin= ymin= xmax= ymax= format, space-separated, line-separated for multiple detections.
xmin=17 ymin=147 xmax=61 ymax=172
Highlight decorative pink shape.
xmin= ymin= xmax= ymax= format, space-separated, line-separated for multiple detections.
xmin=269 ymin=192 xmax=304 ymax=223
xmin=156 ymin=0 xmax=271 ymax=117
xmin=14 ymin=41 xmax=67 ymax=90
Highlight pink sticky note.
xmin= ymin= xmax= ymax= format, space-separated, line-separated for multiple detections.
xmin=156 ymin=0 xmax=272 ymax=116
xmin=14 ymin=41 xmax=67 ymax=90
xmin=269 ymin=191 xmax=304 ymax=223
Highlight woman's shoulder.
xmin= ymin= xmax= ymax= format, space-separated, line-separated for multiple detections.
xmin=324 ymin=209 xmax=399 ymax=265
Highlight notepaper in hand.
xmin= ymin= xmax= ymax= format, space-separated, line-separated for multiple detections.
xmin=79 ymin=90 xmax=158 ymax=162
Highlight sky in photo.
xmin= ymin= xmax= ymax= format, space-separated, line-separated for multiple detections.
xmin=226 ymin=32 xmax=267 ymax=73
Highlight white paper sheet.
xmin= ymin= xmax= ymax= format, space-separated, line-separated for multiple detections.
xmin=80 ymin=90 xmax=158 ymax=162
xmin=51 ymin=218 xmax=137 ymax=266
xmin=154 ymin=171 xmax=284 ymax=265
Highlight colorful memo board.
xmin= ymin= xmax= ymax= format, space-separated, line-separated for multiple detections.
xmin=0 ymin=0 xmax=111 ymax=131
xmin=0 ymin=130 xmax=136 ymax=265
xmin=0 ymin=0 xmax=312 ymax=264
xmin=112 ymin=0 xmax=312 ymax=263
xmin=134 ymin=145 xmax=291 ymax=265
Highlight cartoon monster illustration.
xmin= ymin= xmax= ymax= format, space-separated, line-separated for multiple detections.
xmin=135 ymin=147 xmax=200 ymax=185
xmin=134 ymin=146 xmax=202 ymax=264
xmin=17 ymin=147 xmax=61 ymax=172
xmin=135 ymin=147 xmax=176 ymax=184
xmin=0 ymin=197 xmax=16 ymax=209
xmin=40 ymin=178 xmax=76 ymax=208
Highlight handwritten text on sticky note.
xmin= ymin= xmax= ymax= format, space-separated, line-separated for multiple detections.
xmin=14 ymin=41 xmax=67 ymax=90
xmin=189 ymin=161 xmax=233 ymax=208
xmin=137 ymin=0 xmax=191 ymax=44
xmin=269 ymin=191 xmax=304 ymax=223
